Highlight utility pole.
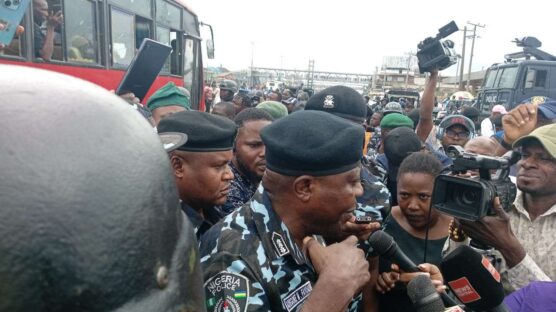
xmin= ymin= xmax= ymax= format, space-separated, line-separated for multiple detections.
xmin=466 ymin=21 xmax=485 ymax=92
xmin=454 ymin=54 xmax=461 ymax=87
xmin=307 ymin=59 xmax=315 ymax=90
xmin=458 ymin=26 xmax=467 ymax=91
xmin=250 ymin=42 xmax=254 ymax=88
xmin=279 ymin=55 xmax=283 ymax=81
xmin=404 ymin=52 xmax=414 ymax=90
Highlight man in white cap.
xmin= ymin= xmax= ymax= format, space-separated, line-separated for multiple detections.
xmin=481 ymin=104 xmax=507 ymax=137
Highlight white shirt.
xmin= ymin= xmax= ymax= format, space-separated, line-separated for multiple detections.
xmin=481 ymin=117 xmax=494 ymax=137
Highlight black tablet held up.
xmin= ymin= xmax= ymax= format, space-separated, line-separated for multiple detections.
xmin=116 ymin=38 xmax=172 ymax=101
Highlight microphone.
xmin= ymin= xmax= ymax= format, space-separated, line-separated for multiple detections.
xmin=440 ymin=245 xmax=510 ymax=312
xmin=368 ymin=230 xmax=463 ymax=309
xmin=407 ymin=275 xmax=445 ymax=312
xmin=368 ymin=230 xmax=419 ymax=272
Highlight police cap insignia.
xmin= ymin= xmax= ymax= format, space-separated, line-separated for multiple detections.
xmin=323 ymin=95 xmax=335 ymax=108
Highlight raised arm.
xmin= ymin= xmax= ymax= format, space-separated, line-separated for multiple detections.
xmin=416 ymin=70 xmax=438 ymax=142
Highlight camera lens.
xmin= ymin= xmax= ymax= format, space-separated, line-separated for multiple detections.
xmin=461 ymin=190 xmax=479 ymax=205
xmin=4 ymin=1 xmax=12 ymax=7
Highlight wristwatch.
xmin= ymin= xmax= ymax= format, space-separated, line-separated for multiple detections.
xmin=500 ymin=136 xmax=513 ymax=150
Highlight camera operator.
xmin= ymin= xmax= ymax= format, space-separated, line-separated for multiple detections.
xmin=417 ymin=69 xmax=476 ymax=158
xmin=458 ymin=124 xmax=556 ymax=291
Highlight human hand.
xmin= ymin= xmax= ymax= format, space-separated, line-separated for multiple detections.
xmin=109 ymin=90 xmax=141 ymax=104
xmin=376 ymin=269 xmax=400 ymax=294
xmin=303 ymin=235 xmax=370 ymax=294
xmin=118 ymin=92 xmax=140 ymax=104
xmin=459 ymin=197 xmax=525 ymax=267
xmin=502 ymin=102 xmax=538 ymax=144
xmin=398 ymin=263 xmax=446 ymax=293
xmin=47 ymin=10 xmax=63 ymax=28
xmin=339 ymin=214 xmax=381 ymax=242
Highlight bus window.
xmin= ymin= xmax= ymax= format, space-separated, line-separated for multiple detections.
xmin=110 ymin=8 xmax=134 ymax=66
xmin=135 ymin=16 xmax=151 ymax=50
xmin=498 ymin=67 xmax=518 ymax=88
xmin=156 ymin=25 xmax=170 ymax=72
xmin=525 ymin=68 xmax=548 ymax=89
xmin=110 ymin=0 xmax=151 ymax=18
xmin=183 ymin=38 xmax=194 ymax=92
xmin=65 ymin=0 xmax=98 ymax=63
xmin=33 ymin=0 xmax=64 ymax=61
xmin=156 ymin=0 xmax=181 ymax=30
xmin=169 ymin=30 xmax=181 ymax=75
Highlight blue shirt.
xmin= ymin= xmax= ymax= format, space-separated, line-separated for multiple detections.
xmin=504 ymin=282 xmax=556 ymax=312
xmin=215 ymin=162 xmax=259 ymax=215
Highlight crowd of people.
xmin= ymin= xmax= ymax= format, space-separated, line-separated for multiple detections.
xmin=2 ymin=62 xmax=556 ymax=312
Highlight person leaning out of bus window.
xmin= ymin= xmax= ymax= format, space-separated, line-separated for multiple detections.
xmin=33 ymin=0 xmax=63 ymax=61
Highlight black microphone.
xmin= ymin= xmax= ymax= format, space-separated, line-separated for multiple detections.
xmin=407 ymin=274 xmax=445 ymax=312
xmin=368 ymin=230 xmax=463 ymax=309
xmin=368 ymin=230 xmax=419 ymax=272
xmin=440 ymin=245 xmax=510 ymax=312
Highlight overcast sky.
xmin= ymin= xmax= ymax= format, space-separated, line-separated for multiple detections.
xmin=189 ymin=0 xmax=555 ymax=77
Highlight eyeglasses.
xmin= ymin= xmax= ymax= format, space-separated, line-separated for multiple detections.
xmin=445 ymin=129 xmax=470 ymax=139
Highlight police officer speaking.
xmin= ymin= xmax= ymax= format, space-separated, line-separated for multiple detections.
xmin=199 ymin=110 xmax=378 ymax=312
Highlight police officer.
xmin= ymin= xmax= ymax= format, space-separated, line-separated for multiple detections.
xmin=219 ymin=79 xmax=238 ymax=102
xmin=0 ymin=65 xmax=205 ymax=311
xmin=305 ymin=85 xmax=391 ymax=219
xmin=147 ymin=81 xmax=191 ymax=125
xmin=157 ymin=111 xmax=237 ymax=238
xmin=200 ymin=111 xmax=376 ymax=312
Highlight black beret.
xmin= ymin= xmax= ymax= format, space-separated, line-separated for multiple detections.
xmin=157 ymin=111 xmax=237 ymax=152
xmin=305 ymin=85 xmax=367 ymax=123
xmin=384 ymin=127 xmax=422 ymax=166
xmin=260 ymin=110 xmax=364 ymax=176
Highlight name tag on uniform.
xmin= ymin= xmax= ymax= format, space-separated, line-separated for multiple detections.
xmin=282 ymin=281 xmax=312 ymax=312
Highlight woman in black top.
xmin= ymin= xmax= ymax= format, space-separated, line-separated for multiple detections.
xmin=376 ymin=152 xmax=452 ymax=312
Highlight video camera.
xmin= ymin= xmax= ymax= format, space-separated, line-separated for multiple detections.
xmin=416 ymin=21 xmax=459 ymax=73
xmin=431 ymin=146 xmax=518 ymax=221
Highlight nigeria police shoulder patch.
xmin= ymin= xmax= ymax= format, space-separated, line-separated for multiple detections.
xmin=204 ymin=271 xmax=249 ymax=312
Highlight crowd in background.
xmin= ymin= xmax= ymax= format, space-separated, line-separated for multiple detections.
xmin=2 ymin=63 xmax=556 ymax=312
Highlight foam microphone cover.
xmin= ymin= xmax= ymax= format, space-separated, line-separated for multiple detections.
xmin=368 ymin=230 xmax=395 ymax=255
xmin=368 ymin=230 xmax=420 ymax=272
xmin=407 ymin=274 xmax=445 ymax=312
xmin=440 ymin=245 xmax=505 ymax=311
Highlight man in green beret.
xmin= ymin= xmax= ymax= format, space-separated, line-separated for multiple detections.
xmin=157 ymin=111 xmax=237 ymax=238
xmin=147 ymin=82 xmax=191 ymax=125
xmin=374 ymin=113 xmax=414 ymax=154
xmin=256 ymin=100 xmax=288 ymax=119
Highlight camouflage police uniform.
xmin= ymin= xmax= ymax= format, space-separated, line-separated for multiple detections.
xmin=357 ymin=161 xmax=390 ymax=220
xmin=182 ymin=201 xmax=222 ymax=239
xmin=200 ymin=187 xmax=364 ymax=312
xmin=199 ymin=109 xmax=372 ymax=312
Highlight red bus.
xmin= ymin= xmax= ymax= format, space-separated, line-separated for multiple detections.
xmin=0 ymin=0 xmax=213 ymax=110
